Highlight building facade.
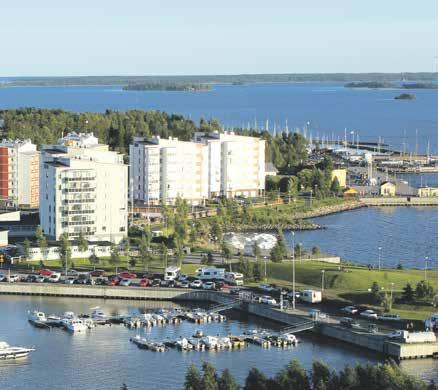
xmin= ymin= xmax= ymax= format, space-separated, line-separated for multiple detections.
xmin=0 ymin=139 xmax=40 ymax=207
xmin=40 ymin=132 xmax=128 ymax=243
xmin=129 ymin=136 xmax=208 ymax=205
xmin=417 ymin=187 xmax=438 ymax=197
xmin=130 ymin=132 xmax=265 ymax=205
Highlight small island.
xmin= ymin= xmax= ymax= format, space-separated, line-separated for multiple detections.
xmin=345 ymin=81 xmax=396 ymax=89
xmin=402 ymin=82 xmax=438 ymax=89
xmin=123 ymin=82 xmax=212 ymax=92
xmin=395 ymin=93 xmax=416 ymax=100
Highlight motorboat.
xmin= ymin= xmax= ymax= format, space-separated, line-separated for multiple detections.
xmin=91 ymin=307 xmax=108 ymax=324
xmin=200 ymin=336 xmax=218 ymax=350
xmin=46 ymin=314 xmax=63 ymax=327
xmin=60 ymin=312 xmax=76 ymax=327
xmin=175 ymin=337 xmax=193 ymax=351
xmin=64 ymin=318 xmax=88 ymax=332
xmin=193 ymin=330 xmax=204 ymax=338
xmin=0 ymin=342 xmax=35 ymax=360
xmin=130 ymin=336 xmax=166 ymax=352
xmin=28 ymin=311 xmax=48 ymax=327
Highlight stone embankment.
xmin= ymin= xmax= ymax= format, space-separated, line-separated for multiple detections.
xmin=224 ymin=221 xmax=323 ymax=233
xmin=295 ymin=201 xmax=365 ymax=220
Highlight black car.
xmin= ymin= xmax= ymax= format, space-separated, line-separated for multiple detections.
xmin=26 ymin=275 xmax=38 ymax=283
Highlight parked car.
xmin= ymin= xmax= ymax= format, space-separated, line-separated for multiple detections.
xmin=214 ymin=281 xmax=228 ymax=291
xmin=107 ymin=278 xmax=118 ymax=286
xmin=118 ymin=271 xmax=137 ymax=279
xmin=229 ymin=286 xmax=243 ymax=296
xmin=178 ymin=281 xmax=190 ymax=288
xmin=26 ymin=274 xmax=38 ymax=283
xmin=286 ymin=291 xmax=301 ymax=300
xmin=47 ymin=273 xmax=61 ymax=283
xmin=308 ymin=308 xmax=328 ymax=320
xmin=39 ymin=269 xmax=54 ymax=277
xmin=378 ymin=313 xmax=401 ymax=322
xmin=64 ymin=277 xmax=76 ymax=284
xmin=340 ymin=317 xmax=361 ymax=329
xmin=35 ymin=275 xmax=46 ymax=283
xmin=67 ymin=269 xmax=81 ymax=277
xmin=119 ymin=279 xmax=131 ymax=287
xmin=190 ymin=279 xmax=203 ymax=289
xmin=202 ymin=281 xmax=216 ymax=290
xmin=360 ymin=310 xmax=378 ymax=320
xmin=178 ymin=274 xmax=188 ymax=282
xmin=138 ymin=278 xmax=149 ymax=288
xmin=89 ymin=269 xmax=106 ymax=277
xmin=259 ymin=295 xmax=277 ymax=305
xmin=341 ymin=306 xmax=359 ymax=315
xmin=259 ymin=284 xmax=275 ymax=293
xmin=151 ymin=278 xmax=161 ymax=287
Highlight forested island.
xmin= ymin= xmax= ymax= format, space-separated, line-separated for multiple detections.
xmin=345 ymin=81 xmax=396 ymax=88
xmin=122 ymin=82 xmax=211 ymax=92
xmin=395 ymin=93 xmax=416 ymax=100
xmin=345 ymin=81 xmax=438 ymax=89
xmin=3 ymin=72 xmax=438 ymax=87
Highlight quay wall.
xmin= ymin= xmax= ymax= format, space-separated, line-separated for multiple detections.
xmin=360 ymin=197 xmax=438 ymax=206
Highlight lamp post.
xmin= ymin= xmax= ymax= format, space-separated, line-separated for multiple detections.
xmin=378 ymin=247 xmax=382 ymax=270
xmin=264 ymin=256 xmax=267 ymax=283
xmin=321 ymin=270 xmax=325 ymax=292
xmin=425 ymin=256 xmax=429 ymax=281
xmin=390 ymin=282 xmax=394 ymax=302
xmin=292 ymin=231 xmax=296 ymax=310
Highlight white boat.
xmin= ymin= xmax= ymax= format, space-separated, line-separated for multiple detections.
xmin=46 ymin=314 xmax=62 ymax=326
xmin=201 ymin=336 xmax=218 ymax=349
xmin=65 ymin=318 xmax=88 ymax=332
xmin=60 ymin=311 xmax=76 ymax=327
xmin=28 ymin=311 xmax=47 ymax=327
xmin=0 ymin=342 xmax=35 ymax=360
xmin=176 ymin=337 xmax=193 ymax=351
xmin=91 ymin=307 xmax=107 ymax=323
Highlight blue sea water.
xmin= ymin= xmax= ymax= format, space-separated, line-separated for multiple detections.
xmin=0 ymin=82 xmax=438 ymax=153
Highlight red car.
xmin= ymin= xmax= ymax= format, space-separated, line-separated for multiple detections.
xmin=139 ymin=278 xmax=149 ymax=288
xmin=89 ymin=269 xmax=106 ymax=277
xmin=107 ymin=277 xmax=119 ymax=286
xmin=118 ymin=271 xmax=137 ymax=279
xmin=39 ymin=269 xmax=54 ymax=277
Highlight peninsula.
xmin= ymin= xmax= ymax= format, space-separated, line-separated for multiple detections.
xmin=123 ymin=82 xmax=212 ymax=92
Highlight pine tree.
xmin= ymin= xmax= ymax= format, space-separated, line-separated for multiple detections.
xmin=218 ymin=369 xmax=238 ymax=390
xmin=184 ymin=364 xmax=202 ymax=390
xmin=244 ymin=368 xmax=268 ymax=390
xmin=201 ymin=362 xmax=218 ymax=390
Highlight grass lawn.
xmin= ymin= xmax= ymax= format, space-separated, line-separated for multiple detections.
xmin=244 ymin=260 xmax=438 ymax=320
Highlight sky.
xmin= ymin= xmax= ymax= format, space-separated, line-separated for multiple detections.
xmin=1 ymin=0 xmax=438 ymax=76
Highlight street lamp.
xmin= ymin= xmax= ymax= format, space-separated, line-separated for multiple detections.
xmin=321 ymin=270 xmax=325 ymax=292
xmin=292 ymin=231 xmax=296 ymax=310
xmin=264 ymin=256 xmax=267 ymax=283
xmin=378 ymin=247 xmax=382 ymax=270
xmin=390 ymin=282 xmax=394 ymax=302
xmin=425 ymin=256 xmax=429 ymax=281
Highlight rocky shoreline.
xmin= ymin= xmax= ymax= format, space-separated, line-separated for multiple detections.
xmin=295 ymin=200 xmax=365 ymax=220
xmin=224 ymin=222 xmax=324 ymax=233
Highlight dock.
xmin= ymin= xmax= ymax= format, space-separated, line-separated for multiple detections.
xmin=360 ymin=197 xmax=438 ymax=207
xmin=1 ymin=283 xmax=437 ymax=361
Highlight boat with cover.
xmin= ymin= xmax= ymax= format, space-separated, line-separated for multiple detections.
xmin=64 ymin=318 xmax=88 ymax=332
xmin=0 ymin=342 xmax=35 ymax=360
xmin=28 ymin=311 xmax=48 ymax=328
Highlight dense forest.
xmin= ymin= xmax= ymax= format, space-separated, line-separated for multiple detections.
xmin=0 ymin=108 xmax=305 ymax=167
xmin=182 ymin=359 xmax=436 ymax=390
xmin=3 ymin=72 xmax=438 ymax=87
xmin=0 ymin=108 xmax=335 ymax=195
xmin=345 ymin=81 xmax=438 ymax=89
xmin=123 ymin=83 xmax=211 ymax=91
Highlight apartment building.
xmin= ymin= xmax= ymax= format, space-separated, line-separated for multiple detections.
xmin=194 ymin=131 xmax=265 ymax=198
xmin=129 ymin=136 xmax=208 ymax=205
xmin=0 ymin=139 xmax=40 ymax=208
xmin=40 ymin=132 xmax=128 ymax=243
xmin=130 ymin=131 xmax=265 ymax=204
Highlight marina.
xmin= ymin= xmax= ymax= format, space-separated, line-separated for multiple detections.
xmin=0 ymin=295 xmax=382 ymax=389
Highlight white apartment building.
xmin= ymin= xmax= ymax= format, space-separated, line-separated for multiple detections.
xmin=130 ymin=136 xmax=208 ymax=205
xmin=130 ymin=131 xmax=265 ymax=204
xmin=0 ymin=139 xmax=40 ymax=207
xmin=40 ymin=132 xmax=128 ymax=243
xmin=195 ymin=131 xmax=265 ymax=198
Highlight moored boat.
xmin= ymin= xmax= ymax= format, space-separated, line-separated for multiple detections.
xmin=0 ymin=342 xmax=35 ymax=360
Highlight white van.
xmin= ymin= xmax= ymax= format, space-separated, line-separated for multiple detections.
xmin=47 ymin=272 xmax=61 ymax=283
xmin=224 ymin=272 xmax=244 ymax=286
xmin=301 ymin=290 xmax=322 ymax=303
xmin=164 ymin=266 xmax=181 ymax=281
xmin=195 ymin=267 xmax=225 ymax=281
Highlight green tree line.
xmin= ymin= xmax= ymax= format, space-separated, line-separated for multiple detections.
xmin=184 ymin=359 xmax=436 ymax=390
